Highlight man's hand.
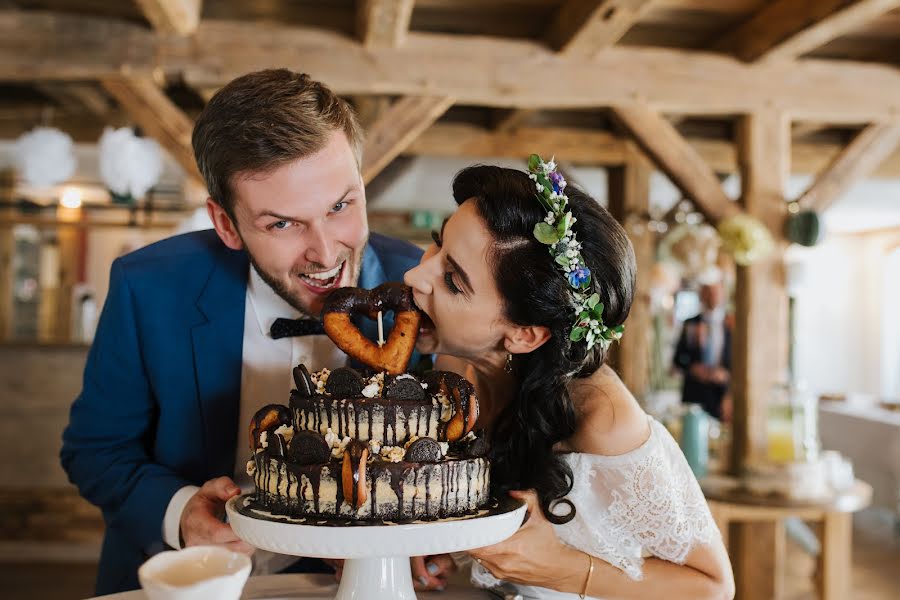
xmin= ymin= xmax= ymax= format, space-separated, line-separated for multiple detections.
xmin=180 ymin=476 xmax=254 ymax=555
xmin=689 ymin=363 xmax=712 ymax=383
xmin=411 ymin=554 xmax=456 ymax=591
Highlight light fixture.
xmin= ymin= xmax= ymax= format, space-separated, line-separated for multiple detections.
xmin=60 ymin=187 xmax=83 ymax=209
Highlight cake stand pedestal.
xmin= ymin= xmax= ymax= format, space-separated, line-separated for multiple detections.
xmin=226 ymin=495 xmax=526 ymax=600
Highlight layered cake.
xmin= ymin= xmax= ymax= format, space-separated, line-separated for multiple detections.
xmin=246 ymin=283 xmax=491 ymax=522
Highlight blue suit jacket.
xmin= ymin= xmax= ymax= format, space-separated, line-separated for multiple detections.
xmin=61 ymin=229 xmax=422 ymax=594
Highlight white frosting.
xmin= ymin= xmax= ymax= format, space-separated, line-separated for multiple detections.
xmin=273 ymin=424 xmax=294 ymax=443
xmin=435 ymin=392 xmax=453 ymax=423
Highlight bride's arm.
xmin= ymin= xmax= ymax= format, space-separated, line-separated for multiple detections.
xmin=577 ymin=543 xmax=733 ymax=600
xmin=470 ymin=490 xmax=733 ymax=600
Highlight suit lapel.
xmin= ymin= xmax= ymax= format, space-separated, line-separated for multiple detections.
xmin=191 ymin=249 xmax=248 ymax=478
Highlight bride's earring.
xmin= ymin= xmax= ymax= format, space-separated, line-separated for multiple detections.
xmin=504 ymin=353 xmax=513 ymax=374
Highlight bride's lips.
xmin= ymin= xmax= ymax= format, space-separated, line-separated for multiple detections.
xmin=412 ymin=294 xmax=436 ymax=336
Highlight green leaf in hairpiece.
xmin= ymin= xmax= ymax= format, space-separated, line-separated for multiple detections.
xmin=528 ymin=154 xmax=542 ymax=172
xmin=570 ymin=327 xmax=587 ymax=342
xmin=534 ymin=222 xmax=560 ymax=245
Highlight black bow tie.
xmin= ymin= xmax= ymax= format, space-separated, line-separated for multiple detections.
xmin=270 ymin=318 xmax=326 ymax=340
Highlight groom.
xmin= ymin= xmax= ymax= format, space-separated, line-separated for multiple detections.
xmin=61 ymin=69 xmax=423 ymax=594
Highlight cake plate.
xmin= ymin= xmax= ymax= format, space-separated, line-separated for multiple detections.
xmin=226 ymin=495 xmax=526 ymax=600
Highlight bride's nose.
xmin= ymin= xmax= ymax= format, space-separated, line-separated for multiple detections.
xmin=404 ymin=254 xmax=438 ymax=295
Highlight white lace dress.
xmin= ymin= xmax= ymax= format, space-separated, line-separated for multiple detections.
xmin=471 ymin=416 xmax=719 ymax=599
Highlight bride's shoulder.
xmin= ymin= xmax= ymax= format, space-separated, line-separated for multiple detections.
xmin=565 ymin=366 xmax=651 ymax=457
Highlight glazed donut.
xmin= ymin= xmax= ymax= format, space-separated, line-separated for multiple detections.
xmin=424 ymin=371 xmax=480 ymax=442
xmin=248 ymin=404 xmax=292 ymax=451
xmin=323 ymin=283 xmax=421 ymax=375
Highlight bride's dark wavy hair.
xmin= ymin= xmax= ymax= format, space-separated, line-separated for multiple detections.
xmin=452 ymin=165 xmax=635 ymax=524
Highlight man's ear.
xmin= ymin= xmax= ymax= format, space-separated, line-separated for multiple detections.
xmin=504 ymin=324 xmax=551 ymax=356
xmin=207 ymin=198 xmax=244 ymax=251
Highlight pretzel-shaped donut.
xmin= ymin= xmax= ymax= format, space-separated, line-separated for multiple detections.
xmin=323 ymin=283 xmax=421 ymax=375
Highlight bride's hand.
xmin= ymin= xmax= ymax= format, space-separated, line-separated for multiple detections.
xmin=411 ymin=554 xmax=456 ymax=591
xmin=468 ymin=490 xmax=585 ymax=591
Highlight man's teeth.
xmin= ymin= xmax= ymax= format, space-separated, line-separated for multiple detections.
xmin=303 ymin=263 xmax=342 ymax=281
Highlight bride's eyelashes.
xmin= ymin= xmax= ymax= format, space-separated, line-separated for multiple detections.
xmin=430 ymin=229 xmax=462 ymax=295
xmin=444 ymin=271 xmax=461 ymax=295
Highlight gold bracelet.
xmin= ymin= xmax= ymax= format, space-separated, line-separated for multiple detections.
xmin=579 ymin=552 xmax=594 ymax=599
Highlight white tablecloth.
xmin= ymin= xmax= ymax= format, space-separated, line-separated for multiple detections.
xmin=88 ymin=573 xmax=494 ymax=600
xmin=819 ymin=401 xmax=900 ymax=514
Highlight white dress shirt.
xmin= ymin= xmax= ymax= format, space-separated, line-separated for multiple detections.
xmin=162 ymin=267 xmax=347 ymax=573
xmin=702 ymin=306 xmax=726 ymax=367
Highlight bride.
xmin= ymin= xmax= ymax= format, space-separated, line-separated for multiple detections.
xmin=404 ymin=157 xmax=734 ymax=599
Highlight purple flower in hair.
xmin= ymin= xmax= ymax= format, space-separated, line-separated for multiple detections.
xmin=568 ymin=266 xmax=590 ymax=288
xmin=549 ymin=171 xmax=565 ymax=193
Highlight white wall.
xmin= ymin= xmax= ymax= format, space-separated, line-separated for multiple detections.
xmin=789 ymin=231 xmax=900 ymax=399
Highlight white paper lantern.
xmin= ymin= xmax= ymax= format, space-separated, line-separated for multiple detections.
xmin=99 ymin=127 xmax=164 ymax=199
xmin=13 ymin=127 xmax=77 ymax=187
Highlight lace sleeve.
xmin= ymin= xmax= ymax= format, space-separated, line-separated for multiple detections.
xmin=555 ymin=418 xmax=719 ymax=581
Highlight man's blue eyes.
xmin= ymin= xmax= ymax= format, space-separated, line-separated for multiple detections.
xmin=268 ymin=202 xmax=351 ymax=230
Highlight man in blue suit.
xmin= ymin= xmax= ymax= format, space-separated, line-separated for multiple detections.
xmin=61 ymin=69 xmax=423 ymax=594
xmin=673 ymin=280 xmax=732 ymax=421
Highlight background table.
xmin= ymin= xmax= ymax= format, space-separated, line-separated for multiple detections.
xmin=702 ymin=476 xmax=872 ymax=600
xmin=88 ymin=573 xmax=495 ymax=600
xmin=819 ymin=400 xmax=900 ymax=516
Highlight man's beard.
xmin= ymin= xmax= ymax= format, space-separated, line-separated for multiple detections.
xmin=247 ymin=248 xmax=364 ymax=317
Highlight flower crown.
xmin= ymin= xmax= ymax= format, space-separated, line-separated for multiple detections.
xmin=527 ymin=154 xmax=624 ymax=351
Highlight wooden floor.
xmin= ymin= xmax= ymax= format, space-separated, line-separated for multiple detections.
xmin=0 ymin=510 xmax=897 ymax=600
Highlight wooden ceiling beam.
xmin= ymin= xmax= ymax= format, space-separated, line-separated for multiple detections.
xmin=354 ymin=95 xmax=393 ymax=129
xmin=357 ymin=0 xmax=416 ymax=48
xmin=0 ymin=11 xmax=157 ymax=79
xmin=100 ymin=76 xmax=203 ymax=184
xmin=610 ymin=102 xmax=740 ymax=223
xmin=141 ymin=22 xmax=900 ymax=123
xmin=502 ymin=1 xmax=658 ymax=131
xmin=6 ymin=12 xmax=900 ymax=122
xmin=361 ymin=95 xmax=454 ymax=184
xmin=408 ymin=123 xmax=900 ymax=178
xmin=35 ymin=83 xmax=111 ymax=117
xmin=547 ymin=0 xmax=659 ymax=57
xmin=798 ymin=122 xmax=900 ymax=212
xmin=714 ymin=0 xmax=900 ymax=63
xmin=492 ymin=108 xmax=537 ymax=132
xmin=134 ymin=0 xmax=203 ymax=36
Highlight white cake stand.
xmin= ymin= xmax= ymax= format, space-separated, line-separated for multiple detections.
xmin=226 ymin=495 xmax=526 ymax=600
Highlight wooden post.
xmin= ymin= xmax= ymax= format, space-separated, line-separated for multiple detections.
xmin=729 ymin=110 xmax=791 ymax=600
xmin=732 ymin=110 xmax=791 ymax=473
xmin=0 ymin=226 xmax=12 ymax=342
xmin=607 ymin=150 xmax=653 ymax=400
xmin=817 ymin=511 xmax=853 ymax=600
xmin=0 ymin=168 xmax=12 ymax=341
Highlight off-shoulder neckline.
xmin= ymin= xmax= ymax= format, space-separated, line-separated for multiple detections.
xmin=557 ymin=416 xmax=668 ymax=466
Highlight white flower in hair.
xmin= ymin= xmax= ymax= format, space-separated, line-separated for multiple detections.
xmin=526 ymin=153 xmax=624 ymax=351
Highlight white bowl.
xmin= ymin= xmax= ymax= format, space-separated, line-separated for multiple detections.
xmin=138 ymin=545 xmax=251 ymax=600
